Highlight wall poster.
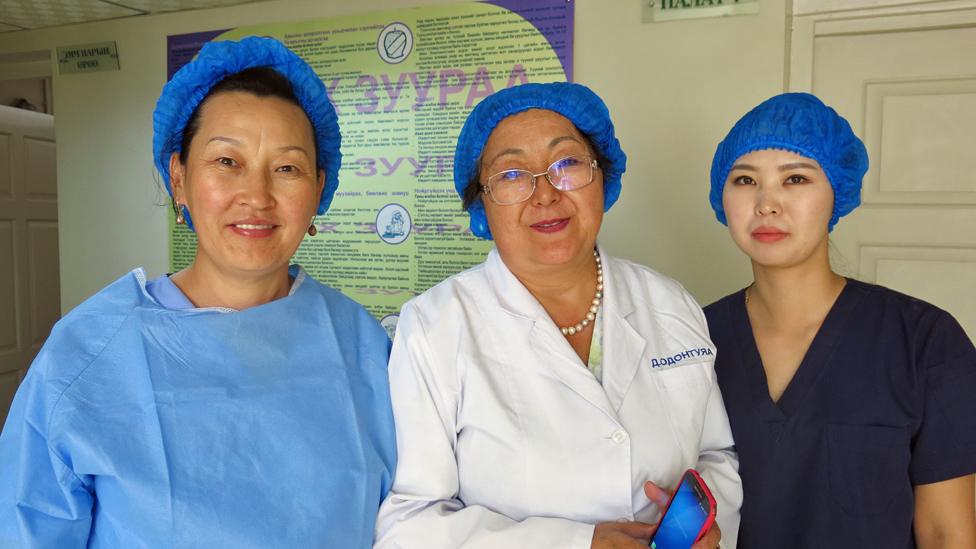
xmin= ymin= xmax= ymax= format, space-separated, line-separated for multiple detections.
xmin=167 ymin=0 xmax=574 ymax=334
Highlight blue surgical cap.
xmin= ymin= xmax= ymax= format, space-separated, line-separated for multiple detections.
xmin=153 ymin=36 xmax=341 ymax=230
xmin=709 ymin=93 xmax=868 ymax=231
xmin=454 ymin=82 xmax=627 ymax=240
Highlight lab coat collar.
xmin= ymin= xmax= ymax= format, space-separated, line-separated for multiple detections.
xmin=485 ymin=248 xmax=551 ymax=323
xmin=597 ymin=247 xmax=647 ymax=413
xmin=484 ymin=246 xmax=645 ymax=420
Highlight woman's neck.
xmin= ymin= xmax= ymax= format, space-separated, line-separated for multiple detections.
xmin=510 ymin=250 xmax=599 ymax=327
xmin=170 ymin=258 xmax=292 ymax=310
xmin=748 ymin=256 xmax=846 ymax=328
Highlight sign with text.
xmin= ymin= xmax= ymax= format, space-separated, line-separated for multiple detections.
xmin=642 ymin=0 xmax=759 ymax=22
xmin=166 ymin=1 xmax=573 ymax=331
xmin=57 ymin=41 xmax=120 ymax=74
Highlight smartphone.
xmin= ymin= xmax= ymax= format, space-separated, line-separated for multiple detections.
xmin=648 ymin=469 xmax=717 ymax=549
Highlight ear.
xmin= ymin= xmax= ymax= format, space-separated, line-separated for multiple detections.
xmin=316 ymin=168 xmax=326 ymax=208
xmin=169 ymin=151 xmax=186 ymax=203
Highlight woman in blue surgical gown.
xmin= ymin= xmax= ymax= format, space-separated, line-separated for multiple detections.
xmin=704 ymin=93 xmax=976 ymax=547
xmin=0 ymin=37 xmax=395 ymax=548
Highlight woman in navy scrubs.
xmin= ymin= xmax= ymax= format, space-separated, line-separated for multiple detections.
xmin=704 ymin=93 xmax=976 ymax=547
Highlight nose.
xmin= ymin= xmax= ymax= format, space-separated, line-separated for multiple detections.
xmin=531 ymin=172 xmax=560 ymax=207
xmin=238 ymin=169 xmax=275 ymax=210
xmin=755 ymin=187 xmax=780 ymax=217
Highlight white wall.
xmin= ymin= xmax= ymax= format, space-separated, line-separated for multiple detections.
xmin=0 ymin=0 xmax=788 ymax=312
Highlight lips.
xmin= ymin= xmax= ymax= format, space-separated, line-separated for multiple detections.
xmin=530 ymin=218 xmax=570 ymax=233
xmin=228 ymin=218 xmax=278 ymax=238
xmin=751 ymin=226 xmax=788 ymax=243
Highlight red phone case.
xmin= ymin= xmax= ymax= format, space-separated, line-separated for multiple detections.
xmin=653 ymin=469 xmax=718 ymax=545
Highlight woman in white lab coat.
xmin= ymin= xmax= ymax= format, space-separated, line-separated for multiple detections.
xmin=375 ymin=82 xmax=741 ymax=549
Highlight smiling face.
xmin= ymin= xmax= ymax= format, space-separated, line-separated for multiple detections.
xmin=722 ymin=149 xmax=835 ymax=270
xmin=479 ymin=109 xmax=604 ymax=276
xmin=169 ymin=91 xmax=325 ymax=280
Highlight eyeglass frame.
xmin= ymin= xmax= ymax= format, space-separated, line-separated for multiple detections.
xmin=480 ymin=155 xmax=600 ymax=205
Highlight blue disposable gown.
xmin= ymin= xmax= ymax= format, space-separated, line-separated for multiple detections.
xmin=0 ymin=266 xmax=396 ymax=548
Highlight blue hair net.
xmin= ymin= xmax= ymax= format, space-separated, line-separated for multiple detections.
xmin=152 ymin=36 xmax=341 ymax=231
xmin=454 ymin=82 xmax=627 ymax=240
xmin=709 ymin=93 xmax=867 ymax=231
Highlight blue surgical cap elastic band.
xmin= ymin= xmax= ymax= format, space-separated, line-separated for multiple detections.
xmin=454 ymin=82 xmax=627 ymax=240
xmin=152 ymin=36 xmax=341 ymax=231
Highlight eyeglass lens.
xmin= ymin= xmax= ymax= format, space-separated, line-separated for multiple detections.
xmin=488 ymin=156 xmax=593 ymax=204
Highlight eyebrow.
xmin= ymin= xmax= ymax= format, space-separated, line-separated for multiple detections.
xmin=485 ymin=135 xmax=586 ymax=168
xmin=778 ymin=162 xmax=819 ymax=171
xmin=729 ymin=162 xmax=820 ymax=172
xmin=276 ymin=145 xmax=311 ymax=156
xmin=206 ymin=136 xmax=243 ymax=146
xmin=549 ymin=135 xmax=583 ymax=148
xmin=206 ymin=138 xmax=310 ymax=157
xmin=486 ymin=147 xmax=523 ymax=168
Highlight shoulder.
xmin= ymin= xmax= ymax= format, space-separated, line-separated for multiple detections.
xmin=401 ymin=261 xmax=489 ymax=324
xmin=19 ymin=270 xmax=148 ymax=420
xmin=606 ymin=255 xmax=684 ymax=293
xmin=302 ymin=273 xmax=372 ymax=314
xmin=847 ymin=279 xmax=973 ymax=357
xmin=846 ymin=279 xmax=958 ymax=337
xmin=37 ymin=270 xmax=147 ymax=378
xmin=847 ymin=279 xmax=943 ymax=317
xmin=605 ymin=254 xmax=704 ymax=316
xmin=703 ymin=290 xmax=744 ymax=325
xmin=299 ymin=273 xmax=389 ymax=341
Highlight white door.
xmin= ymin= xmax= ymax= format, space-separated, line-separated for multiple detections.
xmin=790 ymin=1 xmax=976 ymax=342
xmin=0 ymin=105 xmax=59 ymax=427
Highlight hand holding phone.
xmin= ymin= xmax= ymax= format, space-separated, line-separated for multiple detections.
xmin=648 ymin=469 xmax=717 ymax=549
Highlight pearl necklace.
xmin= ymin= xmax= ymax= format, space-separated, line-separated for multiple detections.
xmin=560 ymin=250 xmax=603 ymax=336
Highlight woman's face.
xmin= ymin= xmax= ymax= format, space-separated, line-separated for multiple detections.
xmin=170 ymin=91 xmax=324 ymax=279
xmin=722 ymin=149 xmax=834 ymax=270
xmin=479 ymin=109 xmax=604 ymax=276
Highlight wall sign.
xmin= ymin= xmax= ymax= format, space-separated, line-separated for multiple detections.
xmin=642 ymin=0 xmax=759 ymax=22
xmin=57 ymin=41 xmax=120 ymax=74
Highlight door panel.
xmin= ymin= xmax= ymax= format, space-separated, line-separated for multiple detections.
xmin=24 ymin=136 xmax=56 ymax=199
xmin=0 ymin=134 xmax=10 ymax=197
xmin=0 ymin=221 xmax=15 ymax=352
xmin=0 ymin=105 xmax=58 ymax=427
xmin=27 ymin=221 xmax=59 ymax=349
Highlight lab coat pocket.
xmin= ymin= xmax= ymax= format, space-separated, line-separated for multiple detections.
xmin=650 ymin=360 xmax=712 ymax=392
xmin=826 ymin=423 xmax=912 ymax=518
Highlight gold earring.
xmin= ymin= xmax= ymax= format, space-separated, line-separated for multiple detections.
xmin=175 ymin=202 xmax=186 ymax=225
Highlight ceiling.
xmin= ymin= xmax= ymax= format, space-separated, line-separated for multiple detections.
xmin=0 ymin=0 xmax=263 ymax=33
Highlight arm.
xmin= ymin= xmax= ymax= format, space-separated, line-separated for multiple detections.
xmin=374 ymin=303 xmax=596 ymax=549
xmin=0 ymin=364 xmax=94 ymax=548
xmin=693 ymin=372 xmax=742 ymax=548
xmin=914 ymin=475 xmax=976 ymax=549
xmin=911 ymin=313 xmax=976 ymax=549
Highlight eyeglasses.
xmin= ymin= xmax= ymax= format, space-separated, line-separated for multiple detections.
xmin=482 ymin=155 xmax=599 ymax=205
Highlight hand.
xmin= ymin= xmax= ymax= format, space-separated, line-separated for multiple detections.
xmin=643 ymin=481 xmax=722 ymax=549
xmin=690 ymin=522 xmax=721 ymax=549
xmin=591 ymin=521 xmax=655 ymax=548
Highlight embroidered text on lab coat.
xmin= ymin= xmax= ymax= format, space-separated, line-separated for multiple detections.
xmin=651 ymin=347 xmax=714 ymax=369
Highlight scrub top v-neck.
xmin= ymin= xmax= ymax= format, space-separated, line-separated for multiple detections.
xmin=705 ymin=279 xmax=976 ymax=548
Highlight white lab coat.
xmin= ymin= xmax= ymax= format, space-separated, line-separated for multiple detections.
xmin=375 ymin=247 xmax=741 ymax=548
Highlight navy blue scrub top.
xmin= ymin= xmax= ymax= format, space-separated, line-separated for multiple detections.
xmin=705 ymin=279 xmax=976 ymax=548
